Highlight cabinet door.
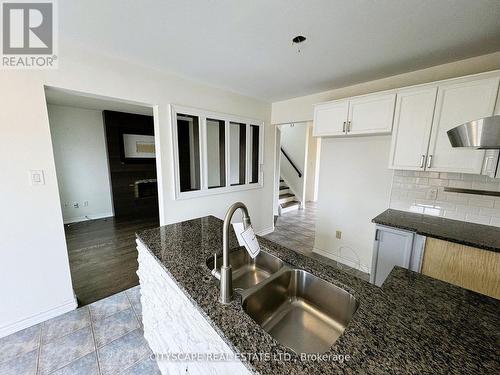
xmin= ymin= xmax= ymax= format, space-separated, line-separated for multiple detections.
xmin=427 ymin=76 xmax=499 ymax=173
xmin=389 ymin=87 xmax=437 ymax=170
xmin=347 ymin=93 xmax=396 ymax=135
xmin=313 ymin=100 xmax=348 ymax=136
xmin=371 ymin=226 xmax=414 ymax=287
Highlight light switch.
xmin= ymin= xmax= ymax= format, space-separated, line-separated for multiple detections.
xmin=30 ymin=170 xmax=45 ymax=185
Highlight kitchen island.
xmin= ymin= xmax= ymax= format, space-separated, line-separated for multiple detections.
xmin=136 ymin=216 xmax=499 ymax=374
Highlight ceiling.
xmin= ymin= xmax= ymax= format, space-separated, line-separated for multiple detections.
xmin=45 ymin=87 xmax=153 ymax=115
xmin=59 ymin=0 xmax=500 ymax=101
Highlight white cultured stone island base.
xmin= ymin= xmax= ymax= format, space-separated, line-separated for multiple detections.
xmin=136 ymin=239 xmax=251 ymax=375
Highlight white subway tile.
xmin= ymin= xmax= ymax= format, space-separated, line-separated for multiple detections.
xmin=465 ymin=213 xmax=491 ymax=225
xmin=478 ymin=207 xmax=500 ymax=217
xmin=415 ymin=178 xmax=429 ymax=185
xmin=433 ymin=201 xmax=456 ymax=210
xmin=428 ymin=178 xmax=449 ymax=187
xmin=443 ymin=211 xmax=466 ymax=221
xmin=468 ymin=197 xmax=495 ymax=208
xmin=455 ymin=204 xmax=480 ymax=214
xmin=439 ymin=172 xmax=462 ymax=180
xmin=449 ymin=180 xmax=472 ymax=189
xmin=489 ymin=217 xmax=500 ymax=228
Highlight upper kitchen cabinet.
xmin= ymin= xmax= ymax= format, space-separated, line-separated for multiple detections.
xmin=313 ymin=99 xmax=348 ymax=136
xmin=427 ymin=76 xmax=500 ymax=174
xmin=313 ymin=92 xmax=395 ymax=137
xmin=347 ymin=93 xmax=396 ymax=135
xmin=389 ymin=87 xmax=438 ymax=170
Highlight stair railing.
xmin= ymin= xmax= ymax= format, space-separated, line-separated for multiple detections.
xmin=280 ymin=147 xmax=302 ymax=178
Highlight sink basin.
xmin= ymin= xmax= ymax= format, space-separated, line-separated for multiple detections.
xmin=206 ymin=247 xmax=284 ymax=290
xmin=242 ymin=269 xmax=359 ymax=354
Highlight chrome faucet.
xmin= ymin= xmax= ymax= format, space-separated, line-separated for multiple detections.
xmin=211 ymin=202 xmax=251 ymax=304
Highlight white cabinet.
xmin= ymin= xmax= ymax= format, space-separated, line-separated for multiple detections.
xmin=427 ymin=76 xmax=499 ymax=174
xmin=370 ymin=225 xmax=425 ymax=287
xmin=313 ymin=100 xmax=348 ymax=136
xmin=313 ymin=92 xmax=395 ymax=137
xmin=389 ymin=87 xmax=437 ymax=170
xmin=347 ymin=93 xmax=396 ymax=135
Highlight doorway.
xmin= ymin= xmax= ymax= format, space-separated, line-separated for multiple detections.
xmin=45 ymin=87 xmax=161 ymax=306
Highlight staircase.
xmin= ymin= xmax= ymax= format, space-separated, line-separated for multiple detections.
xmin=279 ymin=178 xmax=301 ymax=214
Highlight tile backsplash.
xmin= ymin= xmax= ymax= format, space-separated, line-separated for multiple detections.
xmin=390 ymin=170 xmax=500 ymax=227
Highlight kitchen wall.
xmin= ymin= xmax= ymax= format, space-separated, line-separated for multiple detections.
xmin=0 ymin=43 xmax=272 ymax=338
xmin=279 ymin=123 xmax=308 ymax=202
xmin=271 ymin=52 xmax=500 ymax=274
xmin=305 ymin=124 xmax=320 ymax=202
xmin=48 ymin=104 xmax=113 ymax=223
xmin=390 ymin=171 xmax=500 ymax=227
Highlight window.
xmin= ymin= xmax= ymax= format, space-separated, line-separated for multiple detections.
xmin=249 ymin=125 xmax=260 ymax=184
xmin=176 ymin=113 xmax=201 ymax=192
xmin=206 ymin=118 xmax=225 ymax=189
xmin=171 ymin=105 xmax=263 ymax=199
xmin=230 ymin=122 xmax=246 ymax=186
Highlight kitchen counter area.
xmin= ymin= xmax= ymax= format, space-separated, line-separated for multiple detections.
xmin=136 ymin=216 xmax=499 ymax=374
xmin=373 ymin=209 xmax=500 ymax=253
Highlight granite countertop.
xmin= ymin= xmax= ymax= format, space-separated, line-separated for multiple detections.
xmin=137 ymin=216 xmax=499 ymax=375
xmin=373 ymin=209 xmax=500 ymax=253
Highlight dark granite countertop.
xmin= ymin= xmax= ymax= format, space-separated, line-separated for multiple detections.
xmin=373 ymin=209 xmax=500 ymax=253
xmin=137 ymin=216 xmax=499 ymax=375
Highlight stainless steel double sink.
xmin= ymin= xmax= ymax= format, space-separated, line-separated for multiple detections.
xmin=206 ymin=247 xmax=359 ymax=354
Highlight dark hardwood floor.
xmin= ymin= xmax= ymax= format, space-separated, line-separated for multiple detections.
xmin=64 ymin=215 xmax=159 ymax=306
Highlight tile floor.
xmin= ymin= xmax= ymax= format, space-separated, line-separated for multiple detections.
xmin=0 ymin=286 xmax=160 ymax=375
xmin=264 ymin=202 xmax=369 ymax=281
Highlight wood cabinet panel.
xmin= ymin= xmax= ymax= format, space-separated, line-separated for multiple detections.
xmin=421 ymin=238 xmax=500 ymax=299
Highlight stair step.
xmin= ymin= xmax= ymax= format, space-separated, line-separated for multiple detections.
xmin=279 ymin=193 xmax=296 ymax=204
xmin=280 ymin=200 xmax=300 ymax=213
xmin=281 ymin=200 xmax=300 ymax=208
xmin=279 ymin=185 xmax=288 ymax=190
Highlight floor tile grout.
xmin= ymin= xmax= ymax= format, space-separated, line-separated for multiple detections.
xmin=89 ymin=307 xmax=102 ymax=375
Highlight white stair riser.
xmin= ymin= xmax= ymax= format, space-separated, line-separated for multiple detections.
xmin=279 ymin=188 xmax=290 ymax=194
xmin=281 ymin=204 xmax=300 ymax=213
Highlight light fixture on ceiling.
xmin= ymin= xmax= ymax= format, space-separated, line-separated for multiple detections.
xmin=292 ymin=35 xmax=307 ymax=53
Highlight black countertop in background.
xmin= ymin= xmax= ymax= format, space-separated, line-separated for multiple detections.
xmin=137 ymin=216 xmax=499 ymax=375
xmin=373 ymin=209 xmax=500 ymax=253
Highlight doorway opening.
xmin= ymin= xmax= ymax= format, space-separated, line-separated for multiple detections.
xmin=45 ymin=87 xmax=160 ymax=306
xmin=266 ymin=122 xmax=320 ymax=255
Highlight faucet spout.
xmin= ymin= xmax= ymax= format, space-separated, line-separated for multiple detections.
xmin=219 ymin=202 xmax=251 ymax=304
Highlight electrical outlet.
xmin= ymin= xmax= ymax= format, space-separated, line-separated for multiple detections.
xmin=83 ymin=201 xmax=89 ymax=207
xmin=73 ymin=202 xmax=79 ymax=208
xmin=336 ymin=230 xmax=342 ymax=239
xmin=427 ymin=187 xmax=438 ymax=200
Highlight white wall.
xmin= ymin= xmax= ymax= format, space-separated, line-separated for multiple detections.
xmin=48 ymin=104 xmax=113 ymax=223
xmin=0 ymin=43 xmax=272 ymax=337
xmin=313 ymin=136 xmax=393 ymax=272
xmin=279 ymin=123 xmax=308 ymax=203
xmin=305 ymin=124 xmax=320 ymax=202
xmin=271 ymin=52 xmax=500 ymax=274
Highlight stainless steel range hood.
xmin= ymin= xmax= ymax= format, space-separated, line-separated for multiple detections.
xmin=447 ymin=115 xmax=500 ymax=149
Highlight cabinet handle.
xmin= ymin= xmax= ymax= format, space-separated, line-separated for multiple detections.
xmin=343 ymin=121 xmax=346 ymax=133
xmin=427 ymin=154 xmax=433 ymax=169
xmin=347 ymin=121 xmax=351 ymax=132
xmin=419 ymin=155 xmax=425 ymax=168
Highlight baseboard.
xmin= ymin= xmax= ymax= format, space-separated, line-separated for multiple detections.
xmin=0 ymin=297 xmax=78 ymax=338
xmin=312 ymin=247 xmax=370 ymax=274
xmin=256 ymin=226 xmax=274 ymax=236
xmin=63 ymin=212 xmax=114 ymax=224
